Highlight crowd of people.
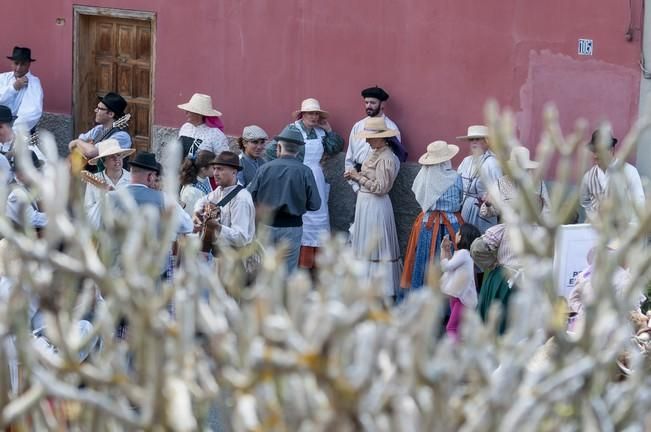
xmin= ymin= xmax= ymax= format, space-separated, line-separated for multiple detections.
xmin=0 ymin=45 xmax=648 ymax=345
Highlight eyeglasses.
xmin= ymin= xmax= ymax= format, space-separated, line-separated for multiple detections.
xmin=95 ymin=106 xmax=109 ymax=112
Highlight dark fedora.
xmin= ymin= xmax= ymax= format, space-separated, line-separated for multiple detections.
xmin=213 ymin=150 xmax=242 ymax=171
xmin=588 ymin=128 xmax=618 ymax=150
xmin=129 ymin=152 xmax=161 ymax=174
xmin=274 ymin=125 xmax=305 ymax=146
xmin=0 ymin=105 xmax=16 ymax=124
xmin=98 ymin=92 xmax=127 ymax=116
xmin=7 ymin=46 xmax=35 ymax=62
xmin=361 ymin=86 xmax=389 ymax=101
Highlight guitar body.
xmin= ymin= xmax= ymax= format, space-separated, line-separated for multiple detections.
xmin=200 ymin=202 xmax=221 ymax=256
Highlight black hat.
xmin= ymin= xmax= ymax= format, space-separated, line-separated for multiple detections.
xmin=99 ymin=92 xmax=127 ymax=117
xmin=0 ymin=105 xmax=16 ymax=124
xmin=7 ymin=46 xmax=35 ymax=62
xmin=588 ymin=128 xmax=618 ymax=150
xmin=213 ymin=150 xmax=242 ymax=171
xmin=274 ymin=125 xmax=305 ymax=146
xmin=361 ymin=86 xmax=389 ymax=101
xmin=129 ymin=152 xmax=161 ymax=174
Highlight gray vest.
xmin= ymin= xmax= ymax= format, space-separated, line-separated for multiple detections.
xmin=126 ymin=184 xmax=164 ymax=211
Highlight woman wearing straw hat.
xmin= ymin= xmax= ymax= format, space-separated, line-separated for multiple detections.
xmin=479 ymin=146 xmax=550 ymax=221
xmin=267 ymin=97 xmax=344 ymax=270
xmin=400 ymin=141 xmax=465 ymax=295
xmin=177 ymin=93 xmax=229 ymax=159
xmin=83 ymin=138 xmax=134 ymax=211
xmin=237 ymin=125 xmax=268 ymax=187
xmin=456 ymin=125 xmax=502 ymax=233
xmin=344 ymin=117 xmax=402 ymax=299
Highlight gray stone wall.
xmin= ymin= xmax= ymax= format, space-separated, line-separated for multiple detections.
xmin=36 ymin=118 xmax=423 ymax=256
xmin=36 ymin=112 xmax=73 ymax=156
xmin=153 ymin=125 xmax=423 ymax=255
xmin=322 ymin=154 xmax=421 ymax=254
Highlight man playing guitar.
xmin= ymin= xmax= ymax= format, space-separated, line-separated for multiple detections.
xmin=68 ymin=92 xmax=132 ymax=160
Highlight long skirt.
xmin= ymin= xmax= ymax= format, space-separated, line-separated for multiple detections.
xmin=477 ymin=265 xmax=512 ymax=334
xmin=351 ymin=192 xmax=402 ymax=297
xmin=400 ymin=211 xmax=462 ymax=291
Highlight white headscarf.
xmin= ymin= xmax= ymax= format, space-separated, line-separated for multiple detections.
xmin=412 ymin=161 xmax=459 ymax=212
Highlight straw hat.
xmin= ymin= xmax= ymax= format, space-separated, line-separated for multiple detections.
xmin=418 ymin=140 xmax=459 ymax=165
xmin=293 ymin=98 xmax=329 ymax=119
xmin=177 ymin=93 xmax=223 ymax=117
xmin=354 ymin=117 xmax=399 ymax=139
xmin=242 ymin=125 xmax=269 ymax=141
xmin=508 ymin=146 xmax=539 ymax=170
xmin=457 ymin=125 xmax=489 ymax=140
xmin=88 ymin=139 xmax=135 ymax=165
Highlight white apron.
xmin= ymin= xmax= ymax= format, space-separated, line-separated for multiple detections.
xmin=297 ymin=121 xmax=330 ymax=247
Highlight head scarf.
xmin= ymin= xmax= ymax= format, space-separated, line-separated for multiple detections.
xmin=411 ymin=160 xmax=459 ymax=212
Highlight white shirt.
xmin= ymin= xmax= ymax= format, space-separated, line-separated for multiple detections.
xmin=194 ymin=184 xmax=255 ymax=248
xmin=84 ymin=169 xmax=131 ymax=211
xmin=179 ymin=123 xmax=229 ymax=156
xmin=346 ymin=114 xmax=400 ymax=191
xmin=6 ymin=182 xmax=47 ymax=228
xmin=0 ymin=71 xmax=43 ymax=131
xmin=87 ymin=183 xmax=193 ymax=234
xmin=580 ymin=161 xmax=645 ymax=222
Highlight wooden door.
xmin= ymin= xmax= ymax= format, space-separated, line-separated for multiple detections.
xmin=75 ymin=14 xmax=153 ymax=153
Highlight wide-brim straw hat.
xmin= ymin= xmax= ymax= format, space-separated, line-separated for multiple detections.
xmin=508 ymin=146 xmax=539 ymax=170
xmin=355 ymin=116 xmax=399 ymax=139
xmin=293 ymin=98 xmax=329 ymax=119
xmin=177 ymin=93 xmax=223 ymax=117
xmin=418 ymin=140 xmax=459 ymax=165
xmin=88 ymin=138 xmax=135 ymax=165
xmin=457 ymin=125 xmax=489 ymax=140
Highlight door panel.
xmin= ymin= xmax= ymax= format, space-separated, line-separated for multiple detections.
xmin=76 ymin=14 xmax=153 ymax=152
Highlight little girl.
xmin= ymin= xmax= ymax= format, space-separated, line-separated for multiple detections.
xmin=440 ymin=224 xmax=481 ymax=340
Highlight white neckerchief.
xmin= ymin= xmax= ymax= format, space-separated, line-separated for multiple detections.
xmin=412 ymin=161 xmax=458 ymax=212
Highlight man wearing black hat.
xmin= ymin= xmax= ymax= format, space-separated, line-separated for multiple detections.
xmin=345 ymin=86 xmax=401 ymax=191
xmin=68 ymin=92 xmax=132 ymax=160
xmin=193 ymin=151 xmax=255 ymax=250
xmin=579 ymin=127 xmax=644 ymax=222
xmin=88 ymin=152 xmax=192 ymax=234
xmin=248 ymin=125 xmax=321 ymax=272
xmin=0 ymin=47 xmax=43 ymax=132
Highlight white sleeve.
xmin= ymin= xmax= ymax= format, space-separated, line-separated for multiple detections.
xmin=345 ymin=127 xmax=356 ymax=172
xmin=6 ymin=189 xmax=47 ymax=228
xmin=0 ymin=73 xmax=18 ymax=107
xmin=14 ymin=75 xmax=43 ymax=131
xmin=441 ymin=250 xmax=468 ymax=273
xmin=170 ymin=198 xmax=193 ymax=234
xmin=84 ymin=183 xmax=100 ymax=211
xmin=218 ymin=197 xmax=255 ymax=247
xmin=625 ymin=165 xmax=645 ymax=206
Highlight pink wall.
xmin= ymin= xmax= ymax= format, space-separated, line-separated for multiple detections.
xmin=3 ymin=0 xmax=642 ymax=161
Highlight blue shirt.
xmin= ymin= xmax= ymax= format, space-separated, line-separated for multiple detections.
xmin=79 ymin=125 xmax=132 ymax=149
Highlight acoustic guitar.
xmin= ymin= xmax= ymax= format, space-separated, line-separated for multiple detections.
xmin=199 ymin=202 xmax=221 ymax=256
xmin=70 ymin=114 xmax=131 ymax=174
xmin=79 ymin=170 xmax=112 ymax=191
